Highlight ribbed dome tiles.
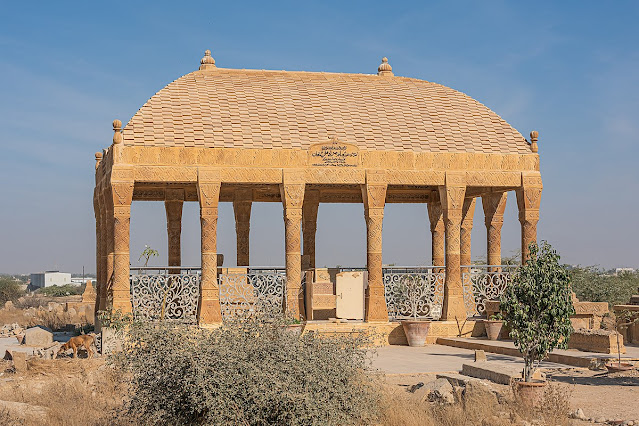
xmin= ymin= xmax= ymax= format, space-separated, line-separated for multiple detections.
xmin=122 ymin=67 xmax=530 ymax=154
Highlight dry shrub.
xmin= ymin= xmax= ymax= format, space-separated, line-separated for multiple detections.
xmin=379 ymin=380 xmax=571 ymax=426
xmin=111 ymin=316 xmax=381 ymax=425
xmin=14 ymin=296 xmax=50 ymax=309
xmin=377 ymin=386 xmax=436 ymax=426
xmin=0 ymin=308 xmax=28 ymax=326
xmin=0 ymin=358 xmax=126 ymax=426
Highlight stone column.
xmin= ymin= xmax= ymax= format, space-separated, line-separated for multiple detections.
xmin=482 ymin=191 xmax=508 ymax=270
xmin=281 ymin=171 xmax=305 ymax=319
xmin=197 ymin=174 xmax=222 ymax=325
xmin=302 ymin=189 xmax=320 ymax=271
xmin=165 ymin=189 xmax=184 ymax=274
xmin=110 ymin=180 xmax=134 ymax=314
xmin=460 ymin=197 xmax=476 ymax=316
xmin=516 ymin=172 xmax=543 ymax=264
xmin=233 ymin=188 xmax=252 ymax=267
xmin=438 ymin=172 xmax=467 ymax=321
xmin=362 ymin=171 xmax=388 ymax=322
xmin=93 ymin=188 xmax=102 ymax=315
xmin=100 ymin=187 xmax=113 ymax=312
xmin=427 ymin=192 xmax=445 ymax=269
xmin=460 ymin=198 xmax=476 ymax=271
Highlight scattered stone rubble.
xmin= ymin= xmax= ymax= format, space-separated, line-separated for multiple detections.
xmin=0 ymin=323 xmax=23 ymax=338
xmin=406 ymin=374 xmax=505 ymax=407
xmin=570 ymin=408 xmax=639 ymax=425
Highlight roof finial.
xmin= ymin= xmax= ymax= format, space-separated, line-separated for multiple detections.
xmin=112 ymin=119 xmax=122 ymax=144
xmin=199 ymin=49 xmax=216 ymax=70
xmin=530 ymin=130 xmax=539 ymax=153
xmin=378 ymin=57 xmax=394 ymax=77
xmin=95 ymin=152 xmax=103 ymax=169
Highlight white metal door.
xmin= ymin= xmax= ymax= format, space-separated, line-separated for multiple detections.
xmin=335 ymin=271 xmax=367 ymax=320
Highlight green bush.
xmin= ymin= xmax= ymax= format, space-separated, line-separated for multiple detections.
xmin=0 ymin=277 xmax=25 ymax=305
xmin=500 ymin=241 xmax=575 ymax=382
xmin=36 ymin=283 xmax=85 ymax=297
xmin=110 ymin=316 xmax=380 ymax=425
xmin=570 ymin=266 xmax=637 ymax=307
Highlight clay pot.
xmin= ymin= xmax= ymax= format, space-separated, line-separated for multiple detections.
xmin=283 ymin=324 xmax=305 ymax=336
xmin=605 ymin=362 xmax=634 ymax=373
xmin=515 ymin=379 xmax=546 ymax=407
xmin=401 ymin=320 xmax=432 ymax=347
xmin=484 ymin=320 xmax=503 ymax=340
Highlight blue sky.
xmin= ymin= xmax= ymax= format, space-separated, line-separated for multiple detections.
xmin=1 ymin=1 xmax=638 ymax=273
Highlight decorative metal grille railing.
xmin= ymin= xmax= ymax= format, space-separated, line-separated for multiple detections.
xmin=382 ymin=267 xmax=445 ymax=320
xmin=462 ymin=265 xmax=518 ymax=317
xmin=218 ymin=269 xmax=286 ymax=318
xmin=130 ymin=267 xmax=201 ymax=323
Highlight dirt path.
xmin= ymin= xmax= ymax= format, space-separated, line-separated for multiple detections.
xmin=546 ymin=367 xmax=639 ymax=422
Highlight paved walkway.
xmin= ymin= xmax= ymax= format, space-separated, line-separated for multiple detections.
xmin=437 ymin=337 xmax=639 ymax=368
xmin=371 ymin=344 xmax=561 ymax=374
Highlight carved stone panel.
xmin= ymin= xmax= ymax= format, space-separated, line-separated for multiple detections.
xmin=308 ymin=139 xmax=360 ymax=167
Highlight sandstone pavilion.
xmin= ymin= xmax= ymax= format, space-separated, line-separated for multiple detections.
xmin=93 ymin=50 xmax=542 ymax=341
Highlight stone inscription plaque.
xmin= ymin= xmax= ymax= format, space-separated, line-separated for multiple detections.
xmin=309 ymin=139 xmax=359 ymax=167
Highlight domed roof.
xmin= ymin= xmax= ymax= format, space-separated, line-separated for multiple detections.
xmin=122 ymin=55 xmax=530 ymax=154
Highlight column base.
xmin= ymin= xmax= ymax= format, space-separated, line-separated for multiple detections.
xmin=197 ymin=298 xmax=223 ymax=325
xmin=440 ymin=295 xmax=468 ymax=321
xmin=365 ymin=294 xmax=389 ymax=322
xmin=112 ymin=299 xmax=133 ymax=315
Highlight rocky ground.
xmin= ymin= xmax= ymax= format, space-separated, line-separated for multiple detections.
xmin=385 ymin=367 xmax=639 ymax=425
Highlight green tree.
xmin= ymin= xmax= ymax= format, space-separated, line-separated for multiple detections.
xmin=500 ymin=241 xmax=575 ymax=382
xmin=138 ymin=245 xmax=159 ymax=267
xmin=0 ymin=277 xmax=25 ymax=305
xmin=37 ymin=283 xmax=84 ymax=297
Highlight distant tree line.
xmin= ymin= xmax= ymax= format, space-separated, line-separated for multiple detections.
xmin=569 ymin=266 xmax=638 ymax=307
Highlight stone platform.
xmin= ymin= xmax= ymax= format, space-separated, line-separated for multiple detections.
xmin=437 ymin=337 xmax=639 ymax=369
xmin=303 ymin=319 xmax=485 ymax=345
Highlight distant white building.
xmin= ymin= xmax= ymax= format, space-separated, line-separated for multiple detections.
xmin=30 ymin=271 xmax=72 ymax=288
xmin=70 ymin=277 xmax=94 ymax=285
xmin=615 ymin=268 xmax=636 ymax=276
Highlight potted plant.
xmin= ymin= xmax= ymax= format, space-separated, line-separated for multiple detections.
xmin=399 ymin=275 xmax=432 ymax=347
xmin=606 ymin=309 xmax=636 ymax=372
xmin=484 ymin=313 xmax=504 ymax=341
xmin=500 ymin=241 xmax=575 ymax=406
xmin=282 ymin=316 xmax=305 ymax=336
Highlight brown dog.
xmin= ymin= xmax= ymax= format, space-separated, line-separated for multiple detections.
xmin=57 ymin=334 xmax=96 ymax=359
